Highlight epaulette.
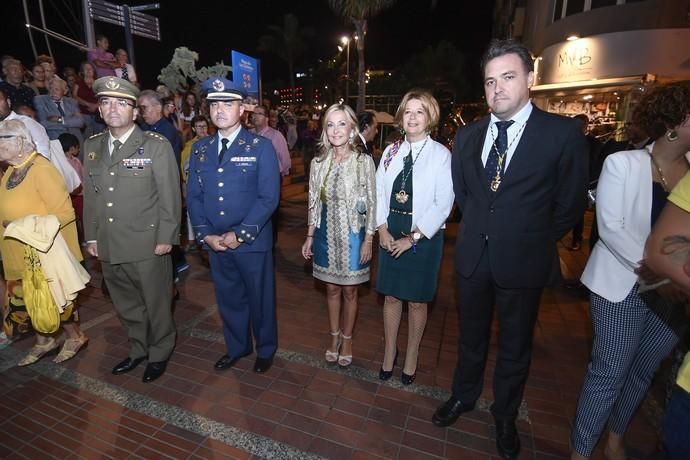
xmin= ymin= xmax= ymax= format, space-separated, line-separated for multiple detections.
xmin=145 ymin=131 xmax=167 ymax=142
xmin=88 ymin=131 xmax=107 ymax=139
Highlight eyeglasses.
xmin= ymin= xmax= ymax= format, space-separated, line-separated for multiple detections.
xmin=99 ymin=98 xmax=136 ymax=109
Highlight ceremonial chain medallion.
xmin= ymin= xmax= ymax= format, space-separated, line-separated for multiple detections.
xmin=489 ymin=122 xmax=526 ymax=192
xmin=395 ymin=137 xmax=429 ymax=204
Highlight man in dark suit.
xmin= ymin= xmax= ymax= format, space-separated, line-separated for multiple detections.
xmin=83 ymin=76 xmax=181 ymax=383
xmin=187 ymin=78 xmax=280 ymax=374
xmin=432 ymin=40 xmax=588 ymax=459
xmin=34 ymin=77 xmax=84 ymax=142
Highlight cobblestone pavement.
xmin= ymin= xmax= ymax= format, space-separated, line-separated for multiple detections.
xmin=0 ymin=195 xmax=660 ymax=459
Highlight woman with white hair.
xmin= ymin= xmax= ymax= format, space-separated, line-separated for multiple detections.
xmin=0 ymin=119 xmax=88 ymax=365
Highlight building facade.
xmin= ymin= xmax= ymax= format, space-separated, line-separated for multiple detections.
xmin=498 ymin=0 xmax=690 ymax=138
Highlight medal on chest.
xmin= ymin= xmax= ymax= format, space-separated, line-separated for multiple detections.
xmin=395 ymin=137 xmax=428 ymax=204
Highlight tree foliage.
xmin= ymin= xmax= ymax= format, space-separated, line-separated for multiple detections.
xmin=327 ymin=0 xmax=397 ymax=112
xmin=257 ymin=13 xmax=313 ymax=101
xmin=157 ymin=47 xmax=231 ymax=93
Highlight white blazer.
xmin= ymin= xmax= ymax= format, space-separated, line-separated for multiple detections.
xmin=581 ymin=145 xmax=668 ymax=302
xmin=375 ymin=136 xmax=454 ymax=238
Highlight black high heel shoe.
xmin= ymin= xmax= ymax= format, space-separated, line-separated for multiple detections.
xmin=401 ymin=371 xmax=416 ymax=385
xmin=379 ymin=349 xmax=398 ymax=381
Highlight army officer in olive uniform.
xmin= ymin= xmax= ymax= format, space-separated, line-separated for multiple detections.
xmin=83 ymin=76 xmax=181 ymax=383
xmin=187 ymin=78 xmax=280 ymax=373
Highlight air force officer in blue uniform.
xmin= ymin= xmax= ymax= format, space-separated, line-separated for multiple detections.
xmin=187 ymin=78 xmax=280 ymax=373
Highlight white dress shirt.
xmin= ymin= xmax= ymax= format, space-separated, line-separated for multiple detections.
xmin=481 ymin=101 xmax=533 ymax=170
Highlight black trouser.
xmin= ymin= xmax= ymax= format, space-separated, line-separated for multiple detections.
xmin=452 ymin=248 xmax=542 ymax=419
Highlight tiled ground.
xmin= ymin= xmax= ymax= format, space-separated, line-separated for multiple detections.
xmin=0 ymin=193 xmax=663 ymax=459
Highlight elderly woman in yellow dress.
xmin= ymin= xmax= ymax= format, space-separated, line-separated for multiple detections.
xmin=301 ymin=104 xmax=376 ymax=368
xmin=0 ymin=119 xmax=88 ymax=365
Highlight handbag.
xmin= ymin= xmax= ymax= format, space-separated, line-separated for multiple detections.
xmin=22 ymin=245 xmax=60 ymax=334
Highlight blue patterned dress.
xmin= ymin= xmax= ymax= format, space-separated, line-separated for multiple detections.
xmin=312 ymin=158 xmax=370 ymax=285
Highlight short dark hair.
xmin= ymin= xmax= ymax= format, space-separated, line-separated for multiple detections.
xmin=191 ymin=115 xmax=208 ymax=127
xmin=357 ymin=111 xmax=375 ymax=132
xmin=480 ymin=39 xmax=534 ymax=75
xmin=633 ymin=84 xmax=690 ymax=141
xmin=58 ymin=133 xmax=80 ymax=152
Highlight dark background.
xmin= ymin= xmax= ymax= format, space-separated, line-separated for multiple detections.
xmin=5 ymin=0 xmax=494 ymax=100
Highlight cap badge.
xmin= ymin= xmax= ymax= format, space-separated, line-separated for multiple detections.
xmin=105 ymin=78 xmax=120 ymax=90
xmin=212 ymin=79 xmax=225 ymax=91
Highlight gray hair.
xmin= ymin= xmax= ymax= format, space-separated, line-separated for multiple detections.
xmin=47 ymin=76 xmax=67 ymax=92
xmin=139 ymin=89 xmax=162 ymax=106
xmin=0 ymin=119 xmax=37 ymax=153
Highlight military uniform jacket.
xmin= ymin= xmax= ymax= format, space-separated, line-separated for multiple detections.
xmin=83 ymin=126 xmax=181 ymax=264
xmin=187 ymin=128 xmax=280 ymax=252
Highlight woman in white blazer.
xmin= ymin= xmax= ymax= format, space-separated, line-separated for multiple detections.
xmin=375 ymin=89 xmax=454 ymax=385
xmin=571 ymin=85 xmax=690 ymax=460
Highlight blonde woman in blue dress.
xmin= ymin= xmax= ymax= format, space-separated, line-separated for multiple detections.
xmin=302 ymin=104 xmax=376 ymax=368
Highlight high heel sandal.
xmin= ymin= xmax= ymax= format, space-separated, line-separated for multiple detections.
xmin=17 ymin=336 xmax=63 ymax=366
xmin=379 ymin=349 xmax=398 ymax=381
xmin=54 ymin=334 xmax=89 ymax=364
xmin=325 ymin=330 xmax=341 ymax=363
xmin=338 ymin=334 xmax=353 ymax=368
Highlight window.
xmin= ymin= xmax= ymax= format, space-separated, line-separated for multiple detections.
xmin=566 ymin=0 xmax=585 ymax=16
xmin=553 ymin=0 xmax=646 ymax=21
xmin=553 ymin=0 xmax=564 ymax=22
xmin=591 ymin=0 xmax=618 ymax=7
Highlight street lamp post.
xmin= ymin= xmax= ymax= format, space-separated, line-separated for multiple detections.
xmin=341 ymin=36 xmax=350 ymax=106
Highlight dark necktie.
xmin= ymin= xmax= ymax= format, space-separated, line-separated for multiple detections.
xmin=218 ymin=138 xmax=229 ymax=164
xmin=121 ymin=66 xmax=129 ymax=81
xmin=485 ymin=120 xmax=514 ymax=189
xmin=55 ymin=101 xmax=65 ymax=117
xmin=112 ymin=139 xmax=122 ymax=156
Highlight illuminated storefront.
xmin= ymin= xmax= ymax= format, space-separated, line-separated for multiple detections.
xmin=531 ymin=28 xmax=690 ymax=138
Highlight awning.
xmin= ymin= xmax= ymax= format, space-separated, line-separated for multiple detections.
xmin=530 ymin=75 xmax=649 ymax=93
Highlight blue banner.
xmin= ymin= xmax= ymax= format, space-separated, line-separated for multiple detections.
xmin=231 ymin=50 xmax=259 ymax=101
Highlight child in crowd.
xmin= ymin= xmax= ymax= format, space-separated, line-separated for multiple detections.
xmin=58 ymin=133 xmax=84 ymax=245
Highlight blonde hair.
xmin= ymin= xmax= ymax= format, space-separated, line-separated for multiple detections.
xmin=316 ymin=103 xmax=362 ymax=160
xmin=394 ymin=89 xmax=440 ymax=133
xmin=0 ymin=119 xmax=37 ymax=153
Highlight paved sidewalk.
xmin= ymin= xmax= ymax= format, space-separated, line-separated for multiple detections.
xmin=0 ymin=198 xmax=660 ymax=460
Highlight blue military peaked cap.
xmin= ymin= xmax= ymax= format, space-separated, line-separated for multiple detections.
xmin=201 ymin=77 xmax=244 ymax=102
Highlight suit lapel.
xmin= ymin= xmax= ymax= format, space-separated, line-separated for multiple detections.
xmin=220 ymin=129 xmax=248 ymax=167
xmin=468 ymin=118 xmax=491 ymax=201
xmin=109 ymin=127 xmax=143 ymax=167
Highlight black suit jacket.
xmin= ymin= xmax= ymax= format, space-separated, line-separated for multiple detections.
xmin=452 ymin=106 xmax=588 ymax=288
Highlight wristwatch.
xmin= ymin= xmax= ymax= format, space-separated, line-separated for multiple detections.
xmin=412 ymin=232 xmax=422 ymax=242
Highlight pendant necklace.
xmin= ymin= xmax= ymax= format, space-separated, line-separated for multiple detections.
xmin=395 ymin=137 xmax=428 ymax=204
xmin=648 ymin=149 xmax=677 ymax=192
xmin=489 ymin=122 xmax=526 ymax=192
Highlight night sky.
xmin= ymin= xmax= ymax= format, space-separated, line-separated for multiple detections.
xmin=6 ymin=0 xmax=494 ymax=100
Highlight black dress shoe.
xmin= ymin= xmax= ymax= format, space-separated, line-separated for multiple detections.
xmin=214 ymin=354 xmax=241 ymax=370
xmin=253 ymin=356 xmax=273 ymax=373
xmin=432 ymin=397 xmax=475 ymax=427
xmin=112 ymin=357 xmax=145 ymax=375
xmin=378 ymin=349 xmax=398 ymax=381
xmin=401 ymin=371 xmax=416 ymax=385
xmin=142 ymin=361 xmax=167 ymax=383
xmin=495 ymin=418 xmax=520 ymax=459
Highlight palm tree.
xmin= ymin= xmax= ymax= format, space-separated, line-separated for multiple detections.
xmin=257 ymin=13 xmax=312 ymax=102
xmin=327 ymin=0 xmax=397 ymax=112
